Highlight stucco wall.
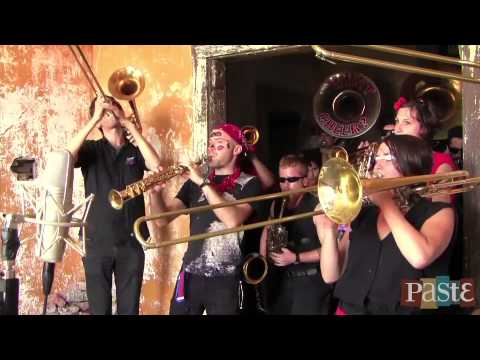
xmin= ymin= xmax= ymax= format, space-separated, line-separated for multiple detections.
xmin=0 ymin=45 xmax=194 ymax=314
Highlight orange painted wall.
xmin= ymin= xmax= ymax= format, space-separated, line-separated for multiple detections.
xmin=1 ymin=45 xmax=194 ymax=315
xmin=0 ymin=45 xmax=94 ymax=314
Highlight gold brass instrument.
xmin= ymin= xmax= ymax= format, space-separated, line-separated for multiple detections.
xmin=328 ymin=146 xmax=349 ymax=162
xmin=312 ymin=45 xmax=480 ymax=84
xmin=109 ymin=156 xmax=208 ymax=210
xmin=242 ymin=198 xmax=287 ymax=285
xmin=242 ymin=253 xmax=268 ymax=285
xmin=328 ymin=143 xmax=378 ymax=179
xmin=313 ymin=72 xmax=381 ymax=139
xmin=108 ymin=66 xmax=145 ymax=131
xmin=353 ymin=142 xmax=379 ymax=179
xmin=267 ymin=198 xmax=288 ymax=254
xmin=109 ymin=165 xmax=188 ymax=210
xmin=400 ymin=74 xmax=462 ymax=127
xmin=134 ymin=153 xmax=475 ymax=249
xmin=241 ymin=125 xmax=260 ymax=146
xmin=68 ymin=46 xmax=146 ymax=131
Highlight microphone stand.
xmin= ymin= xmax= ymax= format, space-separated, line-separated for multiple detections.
xmin=0 ymin=214 xmax=21 ymax=315
xmin=0 ymin=213 xmax=56 ymax=315
xmin=41 ymin=262 xmax=55 ymax=315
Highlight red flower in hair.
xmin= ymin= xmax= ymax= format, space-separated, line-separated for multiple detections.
xmin=394 ymin=97 xmax=408 ymax=112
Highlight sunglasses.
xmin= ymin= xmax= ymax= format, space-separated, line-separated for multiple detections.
xmin=279 ymin=176 xmax=305 ymax=183
xmin=374 ymin=154 xmax=396 ymax=162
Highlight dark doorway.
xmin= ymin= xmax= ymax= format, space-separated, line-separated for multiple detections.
xmin=267 ymin=110 xmax=302 ymax=171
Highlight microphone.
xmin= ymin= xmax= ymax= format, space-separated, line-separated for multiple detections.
xmin=35 ymin=150 xmax=74 ymax=314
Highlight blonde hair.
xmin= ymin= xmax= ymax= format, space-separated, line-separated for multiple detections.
xmin=279 ymin=154 xmax=308 ymax=175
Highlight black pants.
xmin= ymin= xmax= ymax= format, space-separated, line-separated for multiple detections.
xmin=271 ymin=273 xmax=332 ymax=315
xmin=170 ymin=272 xmax=239 ymax=315
xmin=82 ymin=244 xmax=145 ymax=315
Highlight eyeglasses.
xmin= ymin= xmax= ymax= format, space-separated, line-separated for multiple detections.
xmin=279 ymin=176 xmax=305 ymax=183
xmin=374 ymin=154 xmax=396 ymax=162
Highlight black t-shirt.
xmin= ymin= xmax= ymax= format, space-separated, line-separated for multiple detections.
xmin=75 ymin=138 xmax=149 ymax=255
xmin=271 ymin=193 xmax=322 ymax=273
xmin=334 ymin=198 xmax=454 ymax=314
xmin=176 ymin=172 xmax=263 ymax=277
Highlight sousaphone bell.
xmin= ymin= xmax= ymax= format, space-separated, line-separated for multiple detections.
xmin=313 ymin=72 xmax=381 ymax=139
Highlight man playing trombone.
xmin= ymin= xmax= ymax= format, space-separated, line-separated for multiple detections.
xmin=150 ymin=123 xmax=263 ymax=315
xmin=66 ymin=96 xmax=161 ymax=315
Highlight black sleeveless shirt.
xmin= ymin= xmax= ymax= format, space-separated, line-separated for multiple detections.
xmin=272 ymin=193 xmax=321 ymax=273
xmin=334 ymin=198 xmax=454 ymax=314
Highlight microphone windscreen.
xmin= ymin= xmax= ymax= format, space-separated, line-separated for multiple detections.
xmin=35 ymin=150 xmax=74 ymax=263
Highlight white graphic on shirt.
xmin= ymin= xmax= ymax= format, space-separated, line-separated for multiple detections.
xmin=185 ymin=191 xmax=246 ymax=277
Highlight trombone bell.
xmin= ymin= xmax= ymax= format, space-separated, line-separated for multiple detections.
xmin=108 ymin=66 xmax=145 ymax=101
xmin=318 ymin=157 xmax=363 ymax=224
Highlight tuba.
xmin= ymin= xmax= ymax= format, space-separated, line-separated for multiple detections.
xmin=400 ymin=74 xmax=462 ymax=129
xmin=313 ymin=72 xmax=381 ymax=139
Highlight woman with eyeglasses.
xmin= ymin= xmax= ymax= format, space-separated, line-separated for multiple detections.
xmin=314 ymin=134 xmax=456 ymax=315
xmin=259 ymin=154 xmax=333 ymax=314
xmin=392 ymin=96 xmax=456 ymax=203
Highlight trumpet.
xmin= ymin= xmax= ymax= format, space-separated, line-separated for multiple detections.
xmin=241 ymin=126 xmax=260 ymax=146
xmin=109 ymin=165 xmax=188 ymax=210
xmin=133 ymin=153 xmax=476 ymax=249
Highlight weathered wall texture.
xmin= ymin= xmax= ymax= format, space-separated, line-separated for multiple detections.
xmin=1 ymin=45 xmax=194 ymax=315
xmin=459 ymin=45 xmax=480 ymax=306
xmin=1 ymin=45 xmax=94 ymax=314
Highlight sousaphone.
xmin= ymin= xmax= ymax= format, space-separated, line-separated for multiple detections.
xmin=313 ymin=72 xmax=381 ymax=139
xmin=400 ymin=74 xmax=461 ymax=126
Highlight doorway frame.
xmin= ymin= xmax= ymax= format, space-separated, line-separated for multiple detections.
xmin=190 ymin=45 xmax=310 ymax=159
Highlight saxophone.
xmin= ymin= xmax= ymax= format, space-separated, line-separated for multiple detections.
xmin=109 ymin=157 xmax=207 ymax=210
xmin=355 ymin=142 xmax=379 ymax=179
xmin=109 ymin=165 xmax=188 ymax=210
xmin=267 ymin=198 xmax=288 ymax=254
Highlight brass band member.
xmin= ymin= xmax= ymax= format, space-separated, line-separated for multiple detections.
xmin=260 ymin=154 xmax=332 ymax=315
xmin=150 ymin=123 xmax=263 ymax=315
xmin=393 ymin=96 xmax=456 ymax=203
xmin=315 ymin=135 xmax=455 ymax=315
xmin=66 ymin=96 xmax=161 ymax=315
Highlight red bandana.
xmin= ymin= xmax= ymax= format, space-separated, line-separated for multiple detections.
xmin=208 ymin=167 xmax=241 ymax=194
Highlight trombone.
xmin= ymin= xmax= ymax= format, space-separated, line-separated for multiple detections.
xmin=68 ymin=45 xmax=145 ymax=130
xmin=134 ymin=155 xmax=476 ymax=250
xmin=311 ymin=45 xmax=480 ymax=84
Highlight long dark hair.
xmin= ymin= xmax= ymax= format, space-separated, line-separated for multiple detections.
xmin=397 ymin=97 xmax=440 ymax=143
xmin=383 ymin=134 xmax=432 ymax=176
